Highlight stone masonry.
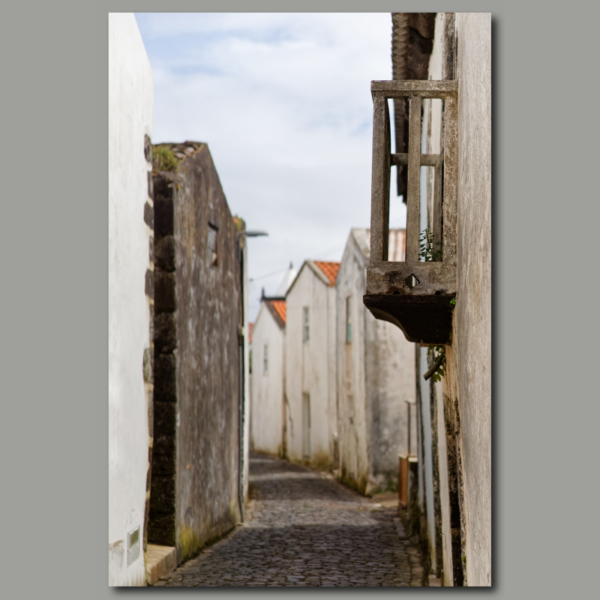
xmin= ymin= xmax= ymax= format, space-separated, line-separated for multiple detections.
xmin=153 ymin=453 xmax=425 ymax=587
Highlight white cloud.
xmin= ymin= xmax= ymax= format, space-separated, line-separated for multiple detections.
xmin=135 ymin=12 xmax=402 ymax=320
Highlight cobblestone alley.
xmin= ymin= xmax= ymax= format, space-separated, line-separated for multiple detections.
xmin=154 ymin=453 xmax=425 ymax=587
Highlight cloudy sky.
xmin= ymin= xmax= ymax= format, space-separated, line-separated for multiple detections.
xmin=135 ymin=13 xmax=405 ymax=321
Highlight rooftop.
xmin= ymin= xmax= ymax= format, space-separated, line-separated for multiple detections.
xmin=269 ymin=300 xmax=286 ymax=325
xmin=313 ymin=261 xmax=340 ymax=286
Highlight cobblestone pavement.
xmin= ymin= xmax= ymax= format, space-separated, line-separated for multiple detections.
xmin=154 ymin=453 xmax=424 ymax=587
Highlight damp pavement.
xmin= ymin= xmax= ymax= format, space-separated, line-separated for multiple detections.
xmin=153 ymin=453 xmax=425 ymax=587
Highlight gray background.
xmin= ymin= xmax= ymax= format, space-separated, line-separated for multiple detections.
xmin=2 ymin=0 xmax=596 ymax=598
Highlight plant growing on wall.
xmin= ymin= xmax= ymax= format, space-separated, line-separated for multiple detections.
xmin=152 ymin=145 xmax=179 ymax=172
xmin=419 ymin=228 xmax=443 ymax=262
xmin=419 ymin=228 xmax=455 ymax=380
xmin=425 ymin=344 xmax=446 ymax=382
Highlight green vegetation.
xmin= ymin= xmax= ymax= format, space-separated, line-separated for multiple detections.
xmin=233 ymin=215 xmax=246 ymax=233
xmin=419 ymin=228 xmax=442 ymax=262
xmin=152 ymin=145 xmax=179 ymax=172
xmin=427 ymin=345 xmax=446 ymax=383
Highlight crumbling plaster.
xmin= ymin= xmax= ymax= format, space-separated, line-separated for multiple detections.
xmin=453 ymin=12 xmax=492 ymax=587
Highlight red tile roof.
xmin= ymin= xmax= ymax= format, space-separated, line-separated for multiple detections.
xmin=269 ymin=300 xmax=286 ymax=324
xmin=314 ymin=261 xmax=340 ymax=286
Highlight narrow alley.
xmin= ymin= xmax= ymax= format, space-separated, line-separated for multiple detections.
xmin=153 ymin=453 xmax=425 ymax=587
xmin=110 ymin=15 xmax=491 ymax=586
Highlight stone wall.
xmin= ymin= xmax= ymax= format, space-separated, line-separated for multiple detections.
xmin=149 ymin=143 xmax=244 ymax=563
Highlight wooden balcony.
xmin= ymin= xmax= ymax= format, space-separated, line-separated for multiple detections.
xmin=363 ymin=80 xmax=458 ymax=344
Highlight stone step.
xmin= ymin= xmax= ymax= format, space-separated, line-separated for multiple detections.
xmin=146 ymin=544 xmax=177 ymax=585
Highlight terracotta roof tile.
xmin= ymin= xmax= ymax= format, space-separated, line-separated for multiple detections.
xmin=313 ymin=261 xmax=340 ymax=286
xmin=269 ymin=300 xmax=286 ymax=324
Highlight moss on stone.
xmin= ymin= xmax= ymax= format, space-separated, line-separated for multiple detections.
xmin=179 ymin=526 xmax=201 ymax=562
xmin=310 ymin=451 xmax=330 ymax=472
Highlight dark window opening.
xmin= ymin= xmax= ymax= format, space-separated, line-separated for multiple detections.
xmin=207 ymin=223 xmax=218 ymax=267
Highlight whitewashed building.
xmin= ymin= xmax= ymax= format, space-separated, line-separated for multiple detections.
xmin=285 ymin=261 xmax=339 ymax=470
xmin=250 ymin=296 xmax=287 ymax=456
xmin=249 ymin=266 xmax=295 ymax=456
xmin=108 ymin=12 xmax=154 ymax=587
xmin=336 ymin=229 xmax=416 ymax=495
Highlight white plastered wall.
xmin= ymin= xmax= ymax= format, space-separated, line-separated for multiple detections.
xmin=337 ymin=230 xmax=416 ymax=494
xmin=428 ymin=12 xmax=492 ymax=587
xmin=250 ymin=302 xmax=285 ymax=455
xmin=285 ymin=264 xmax=335 ymax=466
xmin=336 ymin=234 xmax=369 ymax=489
xmin=108 ymin=13 xmax=153 ymax=587
xmin=425 ymin=13 xmax=458 ymax=584
xmin=454 ymin=12 xmax=492 ymax=587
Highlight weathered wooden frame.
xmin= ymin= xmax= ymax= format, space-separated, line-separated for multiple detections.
xmin=364 ymin=80 xmax=458 ymax=344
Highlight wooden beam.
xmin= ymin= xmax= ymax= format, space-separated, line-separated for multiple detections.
xmin=369 ymin=96 xmax=391 ymax=263
xmin=391 ymin=153 xmax=441 ymax=167
xmin=371 ymin=79 xmax=458 ymax=97
xmin=406 ymin=95 xmax=422 ymax=263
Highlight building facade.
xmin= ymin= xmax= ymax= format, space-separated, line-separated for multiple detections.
xmin=250 ymin=295 xmax=287 ymax=456
xmin=285 ymin=261 xmax=339 ymax=469
xmin=336 ymin=228 xmax=416 ymax=495
xmin=363 ymin=12 xmax=491 ymax=586
xmin=434 ymin=13 xmax=491 ymax=587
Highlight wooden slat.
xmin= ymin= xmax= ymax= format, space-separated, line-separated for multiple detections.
xmin=371 ymin=79 xmax=458 ymax=96
xmin=405 ymin=96 xmax=422 ymax=263
xmin=383 ymin=98 xmax=390 ymax=261
xmin=369 ymin=96 xmax=390 ymax=263
xmin=433 ymin=151 xmax=443 ymax=260
xmin=391 ymin=153 xmax=440 ymax=166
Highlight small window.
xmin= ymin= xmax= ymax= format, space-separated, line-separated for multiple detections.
xmin=346 ymin=296 xmax=352 ymax=343
xmin=303 ymin=307 xmax=310 ymax=342
xmin=207 ymin=223 xmax=218 ymax=267
xmin=263 ymin=343 xmax=268 ymax=375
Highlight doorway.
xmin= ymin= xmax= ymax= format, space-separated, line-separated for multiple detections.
xmin=302 ymin=393 xmax=311 ymax=459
